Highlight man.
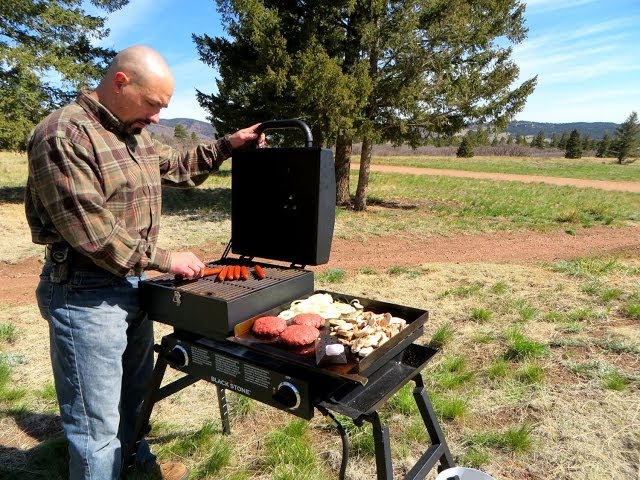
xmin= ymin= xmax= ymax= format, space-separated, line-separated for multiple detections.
xmin=25 ymin=45 xmax=263 ymax=480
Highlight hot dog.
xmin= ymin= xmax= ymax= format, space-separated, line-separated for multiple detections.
xmin=254 ymin=264 xmax=266 ymax=280
xmin=233 ymin=265 xmax=241 ymax=280
xmin=202 ymin=267 xmax=222 ymax=277
xmin=217 ymin=265 xmax=230 ymax=282
xmin=174 ymin=266 xmax=222 ymax=282
xmin=240 ymin=266 xmax=249 ymax=280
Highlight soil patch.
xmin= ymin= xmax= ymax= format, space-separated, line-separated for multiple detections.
xmin=2 ymin=226 xmax=639 ymax=307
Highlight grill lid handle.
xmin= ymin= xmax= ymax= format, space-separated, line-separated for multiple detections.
xmin=255 ymin=119 xmax=313 ymax=148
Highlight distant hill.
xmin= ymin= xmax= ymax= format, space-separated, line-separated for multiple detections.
xmin=148 ymin=118 xmax=216 ymax=141
xmin=150 ymin=118 xmax=619 ymax=143
xmin=507 ymin=121 xmax=619 ymax=139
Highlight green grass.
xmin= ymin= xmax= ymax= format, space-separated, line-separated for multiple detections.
xmin=0 ymin=323 xmax=18 ymax=343
xmin=264 ymin=420 xmax=321 ymax=476
xmin=429 ymin=323 xmax=455 ymax=348
xmin=503 ymin=328 xmax=549 ymax=361
xmin=551 ymin=257 xmax=628 ymax=277
xmin=350 ymin=171 xmax=640 ymax=236
xmin=159 ymin=422 xmax=221 ymax=458
xmin=514 ymin=363 xmax=545 ymax=384
xmin=486 ymin=358 xmax=510 ymax=379
xmin=387 ymin=384 xmax=418 ymax=415
xmin=0 ymin=435 xmax=69 ymax=479
xmin=489 ymin=281 xmax=510 ymax=295
xmin=603 ymin=371 xmax=628 ymax=391
xmin=438 ymin=282 xmax=484 ymax=299
xmin=432 ymin=356 xmax=475 ymax=389
xmin=371 ymin=155 xmax=640 ymax=182
xmin=466 ymin=423 xmax=534 ymax=454
xmin=625 ymin=303 xmax=640 ymax=319
xmin=315 ymin=268 xmax=346 ymax=283
xmin=470 ymin=307 xmax=493 ymax=323
xmin=432 ymin=393 xmax=468 ymax=420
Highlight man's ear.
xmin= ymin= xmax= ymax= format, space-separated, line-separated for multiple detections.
xmin=113 ymin=71 xmax=130 ymax=93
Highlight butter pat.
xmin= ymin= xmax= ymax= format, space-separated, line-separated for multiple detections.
xmin=325 ymin=344 xmax=345 ymax=356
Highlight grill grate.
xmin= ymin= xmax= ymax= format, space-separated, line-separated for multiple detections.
xmin=146 ymin=264 xmax=309 ymax=302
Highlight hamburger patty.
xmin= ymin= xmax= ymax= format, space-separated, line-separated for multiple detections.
xmin=252 ymin=316 xmax=287 ymax=336
xmin=280 ymin=324 xmax=320 ymax=346
xmin=292 ymin=313 xmax=325 ymax=329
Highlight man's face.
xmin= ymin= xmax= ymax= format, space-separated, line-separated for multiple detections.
xmin=113 ymin=73 xmax=173 ymax=133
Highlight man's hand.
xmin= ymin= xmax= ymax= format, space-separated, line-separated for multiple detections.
xmin=227 ymin=123 xmax=266 ymax=149
xmin=169 ymin=251 xmax=206 ymax=280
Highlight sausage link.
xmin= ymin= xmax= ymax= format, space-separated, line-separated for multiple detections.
xmin=240 ymin=266 xmax=249 ymax=281
xmin=254 ymin=264 xmax=266 ymax=280
xmin=217 ymin=265 xmax=230 ymax=282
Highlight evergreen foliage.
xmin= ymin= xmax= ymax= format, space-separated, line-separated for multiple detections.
xmin=596 ymin=133 xmax=612 ymax=158
xmin=456 ymin=137 xmax=474 ymax=157
xmin=557 ymin=131 xmax=569 ymax=149
xmin=174 ymin=123 xmax=189 ymax=139
xmin=565 ymin=129 xmax=582 ymax=159
xmin=531 ymin=130 xmax=545 ymax=149
xmin=194 ymin=0 xmax=536 ymax=209
xmin=612 ymin=111 xmax=639 ymax=164
xmin=0 ymin=0 xmax=129 ymax=150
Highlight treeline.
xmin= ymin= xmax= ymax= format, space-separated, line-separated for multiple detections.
xmin=454 ymin=112 xmax=639 ymax=163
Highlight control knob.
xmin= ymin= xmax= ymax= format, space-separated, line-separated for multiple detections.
xmin=273 ymin=381 xmax=301 ymax=410
xmin=165 ymin=345 xmax=189 ymax=368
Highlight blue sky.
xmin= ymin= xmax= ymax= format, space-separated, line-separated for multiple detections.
xmin=90 ymin=0 xmax=639 ymax=124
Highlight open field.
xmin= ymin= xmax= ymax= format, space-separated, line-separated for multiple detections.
xmin=370 ymin=155 xmax=640 ymax=182
xmin=1 ymin=151 xmax=639 ymax=479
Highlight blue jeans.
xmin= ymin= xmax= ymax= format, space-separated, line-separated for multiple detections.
xmin=36 ymin=263 xmax=156 ymax=479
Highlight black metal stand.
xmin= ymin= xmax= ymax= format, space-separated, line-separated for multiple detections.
xmin=331 ymin=374 xmax=453 ymax=480
xmin=124 ymin=342 xmax=453 ymax=479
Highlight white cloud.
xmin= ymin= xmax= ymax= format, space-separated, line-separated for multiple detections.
xmin=94 ymin=0 xmax=173 ymax=47
xmin=525 ymin=0 xmax=600 ymax=14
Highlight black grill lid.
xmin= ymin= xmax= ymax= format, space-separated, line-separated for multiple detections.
xmin=231 ymin=120 xmax=336 ymax=266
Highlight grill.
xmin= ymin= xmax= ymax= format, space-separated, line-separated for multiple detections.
xmin=127 ymin=120 xmax=454 ymax=479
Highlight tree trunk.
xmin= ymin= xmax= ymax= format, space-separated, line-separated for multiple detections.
xmin=334 ymin=129 xmax=352 ymax=206
xmin=354 ymin=135 xmax=372 ymax=211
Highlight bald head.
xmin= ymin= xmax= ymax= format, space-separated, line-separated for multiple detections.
xmin=106 ymin=45 xmax=174 ymax=90
xmin=95 ymin=45 xmax=175 ymax=133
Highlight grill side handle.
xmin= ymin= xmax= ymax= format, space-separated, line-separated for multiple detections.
xmin=255 ymin=119 xmax=313 ymax=148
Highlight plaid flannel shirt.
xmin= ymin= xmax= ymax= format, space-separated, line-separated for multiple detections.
xmin=25 ymin=91 xmax=232 ymax=276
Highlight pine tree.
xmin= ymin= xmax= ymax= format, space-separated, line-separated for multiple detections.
xmin=174 ymin=124 xmax=189 ymax=140
xmin=195 ymin=0 xmax=536 ymax=209
xmin=612 ymin=111 xmax=640 ymax=164
xmin=565 ymin=129 xmax=582 ymax=159
xmin=558 ymin=131 xmax=569 ymax=149
xmin=531 ymin=130 xmax=545 ymax=149
xmin=595 ymin=133 xmax=612 ymax=158
xmin=457 ymin=137 xmax=474 ymax=158
xmin=0 ymin=0 xmax=128 ymax=150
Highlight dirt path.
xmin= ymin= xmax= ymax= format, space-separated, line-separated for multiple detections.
xmin=2 ymin=226 xmax=639 ymax=307
xmin=2 ymin=164 xmax=638 ymax=306
xmin=353 ymin=163 xmax=640 ymax=192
